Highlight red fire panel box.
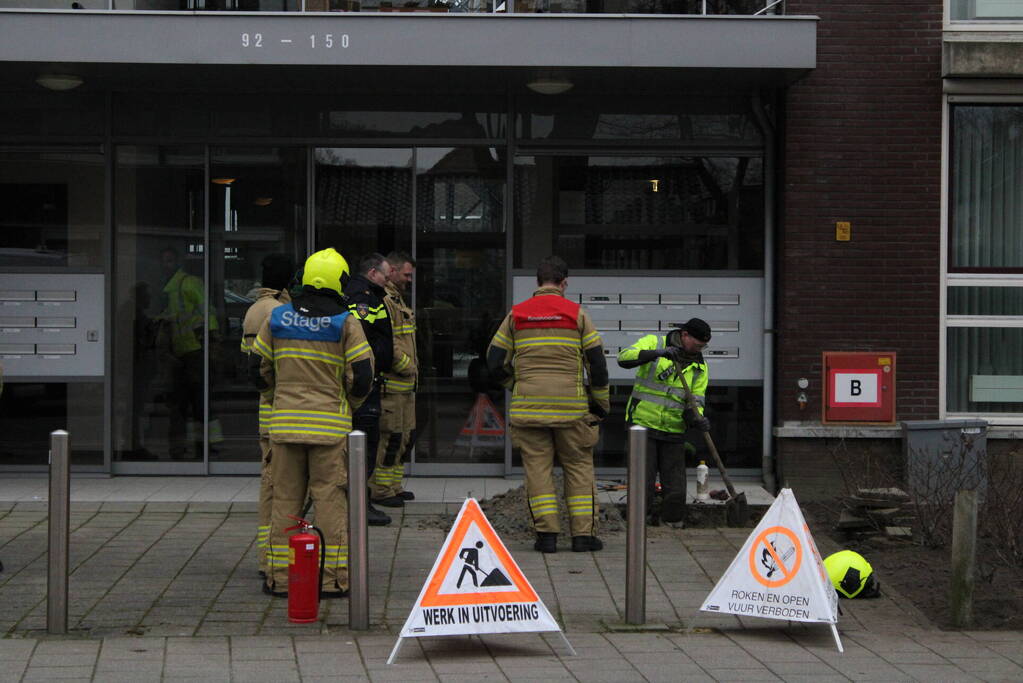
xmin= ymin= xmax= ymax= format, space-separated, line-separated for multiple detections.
xmin=822 ymin=352 xmax=896 ymax=425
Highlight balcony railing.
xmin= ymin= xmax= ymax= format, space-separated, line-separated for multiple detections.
xmin=7 ymin=0 xmax=783 ymax=14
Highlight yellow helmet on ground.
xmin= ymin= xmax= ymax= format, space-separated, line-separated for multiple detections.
xmin=823 ymin=550 xmax=880 ymax=599
xmin=301 ymin=248 xmax=349 ymax=296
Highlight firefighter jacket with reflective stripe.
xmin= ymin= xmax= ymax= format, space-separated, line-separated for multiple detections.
xmin=488 ymin=287 xmax=608 ymax=427
xmin=345 ymin=274 xmax=393 ymax=375
xmin=252 ymin=305 xmax=373 ymax=445
xmin=381 ymin=282 xmax=417 ymax=394
xmin=240 ymin=288 xmax=291 ymax=436
xmin=619 ymin=334 xmax=708 ymax=435
xmin=161 ymin=268 xmax=218 ymax=357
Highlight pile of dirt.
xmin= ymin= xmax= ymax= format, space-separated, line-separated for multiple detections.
xmin=417 ymin=474 xmax=626 ymax=540
xmin=803 ymin=499 xmax=1023 ymax=630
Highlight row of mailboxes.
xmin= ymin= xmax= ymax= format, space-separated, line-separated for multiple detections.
xmin=511 ymin=275 xmax=764 ymax=382
xmin=593 ymin=320 xmax=740 ymax=332
xmin=0 ymin=343 xmax=77 ymax=356
xmin=0 ymin=275 xmax=103 ymax=378
xmin=0 ymin=290 xmax=77 ymax=302
xmin=0 ymin=317 xmax=77 ymax=329
xmin=575 ymin=293 xmax=741 ymax=306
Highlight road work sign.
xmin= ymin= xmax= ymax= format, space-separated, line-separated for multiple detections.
xmin=699 ymin=488 xmax=844 ymax=652
xmin=388 ymin=498 xmax=572 ymax=663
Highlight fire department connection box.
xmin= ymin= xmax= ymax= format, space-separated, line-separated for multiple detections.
xmin=822 ymin=352 xmax=896 ymax=425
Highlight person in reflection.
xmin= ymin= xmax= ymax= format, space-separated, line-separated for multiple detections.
xmin=369 ymin=252 xmax=418 ymax=507
xmin=157 ymin=246 xmax=220 ymax=461
xmin=486 ymin=256 xmax=609 ymax=553
xmin=125 ymin=282 xmax=158 ymax=460
xmin=240 ymin=253 xmax=295 ymax=581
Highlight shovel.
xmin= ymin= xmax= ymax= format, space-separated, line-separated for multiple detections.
xmin=675 ymin=363 xmax=749 ymax=527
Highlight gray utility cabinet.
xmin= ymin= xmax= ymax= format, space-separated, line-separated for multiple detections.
xmin=901 ymin=420 xmax=988 ymax=499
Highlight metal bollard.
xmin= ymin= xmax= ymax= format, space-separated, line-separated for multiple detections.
xmin=48 ymin=430 xmax=70 ymax=635
xmin=625 ymin=425 xmax=647 ymax=625
xmin=348 ymin=430 xmax=369 ymax=630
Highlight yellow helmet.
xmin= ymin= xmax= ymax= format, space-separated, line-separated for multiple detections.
xmin=823 ymin=550 xmax=880 ymax=599
xmin=301 ymin=248 xmax=349 ymax=296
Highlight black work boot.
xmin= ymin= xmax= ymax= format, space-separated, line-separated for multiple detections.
xmin=571 ymin=535 xmax=604 ymax=552
xmin=367 ymin=503 xmax=392 ymax=526
xmin=373 ymin=495 xmax=405 ymax=508
xmin=533 ymin=532 xmax=558 ymax=553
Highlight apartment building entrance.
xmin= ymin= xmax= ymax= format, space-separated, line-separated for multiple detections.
xmin=314 ymin=147 xmax=507 ymax=475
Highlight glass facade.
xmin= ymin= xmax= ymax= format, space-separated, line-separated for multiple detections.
xmin=514 ymin=155 xmax=764 ymax=270
xmin=0 ymin=91 xmax=766 ymax=472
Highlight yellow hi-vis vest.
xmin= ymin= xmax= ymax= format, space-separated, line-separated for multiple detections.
xmin=161 ymin=269 xmax=218 ymax=357
xmin=488 ymin=287 xmax=608 ymax=427
xmin=380 ymin=281 xmax=417 ymax=394
xmin=252 ymin=305 xmax=373 ymax=445
xmin=619 ymin=333 xmax=708 ymax=434
xmin=241 ymin=287 xmax=291 ymax=436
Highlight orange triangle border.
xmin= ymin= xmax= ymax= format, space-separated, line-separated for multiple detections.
xmin=419 ymin=499 xmax=539 ymax=607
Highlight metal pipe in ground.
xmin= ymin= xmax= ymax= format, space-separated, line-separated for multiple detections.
xmin=348 ymin=430 xmax=369 ymax=630
xmin=626 ymin=424 xmax=647 ymax=625
xmin=48 ymin=430 xmax=70 ymax=635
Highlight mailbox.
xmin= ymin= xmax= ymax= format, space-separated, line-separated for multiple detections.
xmin=822 ymin=351 xmax=896 ymax=424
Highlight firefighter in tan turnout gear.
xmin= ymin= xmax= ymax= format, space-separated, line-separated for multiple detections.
xmin=239 ymin=254 xmax=294 ymax=579
xmin=251 ymin=248 xmax=374 ymax=597
xmin=486 ymin=256 xmax=610 ymax=553
xmin=370 ymin=252 xmax=419 ymax=506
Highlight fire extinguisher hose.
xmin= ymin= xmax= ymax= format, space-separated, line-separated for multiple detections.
xmin=312 ymin=525 xmax=326 ymax=601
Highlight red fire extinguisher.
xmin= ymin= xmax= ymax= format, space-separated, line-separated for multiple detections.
xmin=284 ymin=515 xmax=325 ymax=624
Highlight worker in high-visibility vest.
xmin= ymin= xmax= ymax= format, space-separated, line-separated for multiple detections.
xmin=618 ymin=318 xmax=711 ymax=526
xmin=252 ymin=248 xmax=373 ymax=597
xmin=158 ymin=247 xmax=220 ymax=460
xmin=240 ymin=253 xmax=294 ymax=580
xmin=370 ymin=252 xmax=418 ymax=507
xmin=487 ymin=256 xmax=609 ymax=553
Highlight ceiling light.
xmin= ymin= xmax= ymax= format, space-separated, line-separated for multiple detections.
xmin=35 ymin=74 xmax=84 ymax=91
xmin=526 ymin=78 xmax=573 ymax=96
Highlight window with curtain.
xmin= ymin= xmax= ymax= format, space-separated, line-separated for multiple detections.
xmin=948 ymin=105 xmax=1023 ymax=416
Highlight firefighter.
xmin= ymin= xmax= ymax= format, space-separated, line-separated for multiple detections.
xmin=345 ymin=253 xmax=396 ymax=527
xmin=240 ymin=253 xmax=294 ymax=579
xmin=486 ymin=256 xmax=609 ymax=553
xmin=370 ymin=252 xmax=418 ymax=507
xmin=618 ymin=318 xmax=711 ymax=526
xmin=251 ymin=248 xmax=373 ymax=597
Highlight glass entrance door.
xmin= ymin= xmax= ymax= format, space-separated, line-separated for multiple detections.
xmin=313 ymin=146 xmax=506 ymax=475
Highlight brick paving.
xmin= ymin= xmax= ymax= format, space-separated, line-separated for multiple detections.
xmin=0 ymin=497 xmax=1020 ymax=681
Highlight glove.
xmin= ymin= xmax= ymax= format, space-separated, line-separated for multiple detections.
xmin=661 ymin=346 xmax=685 ymax=363
xmin=684 ymin=407 xmax=711 ymax=432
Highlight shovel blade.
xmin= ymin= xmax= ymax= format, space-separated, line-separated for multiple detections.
xmin=725 ymin=491 xmax=749 ymax=527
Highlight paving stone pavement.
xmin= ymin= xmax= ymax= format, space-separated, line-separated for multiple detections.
xmin=0 ymin=499 xmax=1021 ymax=681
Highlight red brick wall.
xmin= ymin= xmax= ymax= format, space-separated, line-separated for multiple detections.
xmin=777 ymin=0 xmax=944 ymax=425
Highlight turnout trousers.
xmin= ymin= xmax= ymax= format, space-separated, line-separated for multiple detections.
xmin=371 ymin=392 xmax=414 ymax=500
xmin=267 ymin=440 xmax=349 ymax=592
xmin=511 ymin=420 xmax=599 ymax=536
xmin=257 ymin=437 xmax=273 ymax=575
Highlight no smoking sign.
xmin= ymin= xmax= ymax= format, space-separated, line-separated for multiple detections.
xmin=748 ymin=526 xmax=803 ymax=588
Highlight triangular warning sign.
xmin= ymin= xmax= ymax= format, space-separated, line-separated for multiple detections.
xmin=699 ymin=489 xmax=844 ymax=651
xmin=459 ymin=394 xmax=505 ymax=437
xmin=396 ymin=498 xmax=561 ymax=638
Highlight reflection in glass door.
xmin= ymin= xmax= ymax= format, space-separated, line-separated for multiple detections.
xmin=113 ymin=145 xmax=206 ymax=469
xmin=208 ymin=147 xmax=307 ymax=469
xmin=414 ymin=147 xmax=506 ymax=471
xmin=312 ymin=146 xmax=506 ymax=473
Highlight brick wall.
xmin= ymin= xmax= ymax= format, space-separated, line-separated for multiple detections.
xmin=777 ymin=0 xmax=944 ymax=426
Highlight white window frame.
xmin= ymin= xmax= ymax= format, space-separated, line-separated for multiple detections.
xmin=942 ymin=95 xmax=1023 ymax=425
